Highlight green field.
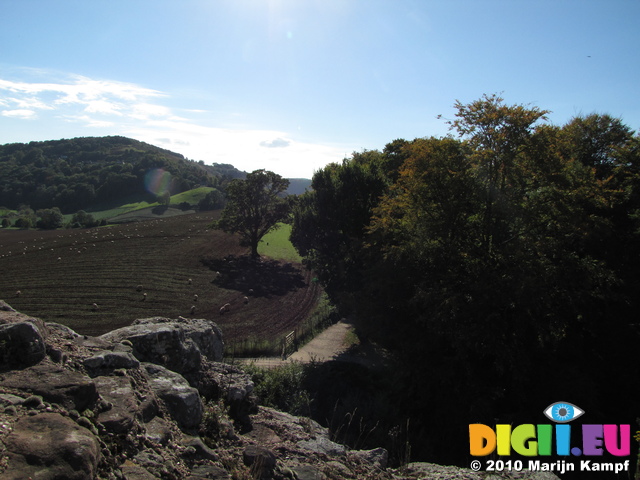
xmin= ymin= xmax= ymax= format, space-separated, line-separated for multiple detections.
xmin=258 ymin=223 xmax=302 ymax=262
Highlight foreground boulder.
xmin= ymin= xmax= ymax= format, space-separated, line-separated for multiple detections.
xmin=0 ymin=361 xmax=98 ymax=410
xmin=0 ymin=321 xmax=46 ymax=369
xmin=3 ymin=413 xmax=101 ymax=480
xmin=99 ymin=316 xmax=224 ymax=374
xmin=0 ymin=302 xmax=561 ymax=480
xmin=144 ymin=363 xmax=203 ymax=430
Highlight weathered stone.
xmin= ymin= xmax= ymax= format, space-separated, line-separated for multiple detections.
xmin=0 ymin=300 xmax=16 ymax=311
xmin=0 ymin=361 xmax=97 ymax=410
xmin=3 ymin=412 xmax=101 ymax=479
xmin=84 ymin=349 xmax=140 ymax=371
xmin=133 ymin=450 xmax=170 ymax=478
xmin=190 ymin=361 xmax=257 ymax=429
xmin=350 ymin=447 xmax=389 ymax=469
xmin=292 ymin=465 xmax=326 ymax=480
xmin=243 ymin=445 xmax=277 ymax=478
xmin=188 ymin=465 xmax=232 ymax=479
xmin=144 ymin=416 xmax=173 ymax=445
xmin=0 ymin=393 xmax=24 ymax=406
xmin=94 ymin=375 xmax=141 ymax=433
xmin=100 ymin=317 xmax=224 ymax=374
xmin=144 ymin=363 xmax=203 ymax=429
xmin=298 ymin=436 xmax=346 ymax=457
xmin=181 ymin=436 xmax=218 ymax=461
xmin=0 ymin=321 xmax=46 ymax=369
xmin=121 ymin=463 xmax=160 ymax=479
xmin=393 ymin=462 xmax=561 ymax=480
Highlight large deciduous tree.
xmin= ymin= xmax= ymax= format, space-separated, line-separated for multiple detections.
xmin=213 ymin=169 xmax=289 ymax=257
xmin=290 ymin=95 xmax=640 ymax=464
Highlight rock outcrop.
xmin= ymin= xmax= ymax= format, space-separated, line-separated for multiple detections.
xmin=0 ymin=301 xmax=560 ymax=479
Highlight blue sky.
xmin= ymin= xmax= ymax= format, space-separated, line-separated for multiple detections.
xmin=1 ymin=0 xmax=638 ymax=178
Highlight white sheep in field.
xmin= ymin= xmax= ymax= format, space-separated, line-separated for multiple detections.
xmin=219 ymin=303 xmax=231 ymax=315
xmin=243 ymin=296 xmax=249 ymax=304
xmin=190 ymin=305 xmax=196 ymax=314
xmin=194 ymin=294 xmax=198 ymax=302
xmin=142 ymin=293 xmax=147 ymax=301
xmin=15 ymin=290 xmax=21 ymax=298
xmin=188 ymin=278 xmax=192 ymax=285
xmin=136 ymin=284 xmax=143 ymax=292
xmin=91 ymin=303 xmax=99 ymax=311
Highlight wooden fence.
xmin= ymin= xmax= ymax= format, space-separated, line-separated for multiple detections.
xmin=281 ymin=330 xmax=297 ymax=359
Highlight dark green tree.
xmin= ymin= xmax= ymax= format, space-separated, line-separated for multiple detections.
xmin=70 ymin=210 xmax=97 ymax=228
xmin=213 ymin=169 xmax=289 ymax=257
xmin=157 ymin=191 xmax=171 ymax=206
xmin=36 ymin=207 xmax=64 ymax=229
xmin=198 ymin=189 xmax=225 ymax=211
xmin=290 ymin=151 xmax=389 ymax=306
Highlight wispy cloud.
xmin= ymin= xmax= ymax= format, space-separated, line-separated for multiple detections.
xmin=0 ymin=75 xmax=165 ymax=123
xmin=1 ymin=109 xmax=37 ymax=119
xmin=0 ymin=70 xmax=351 ymax=178
xmin=260 ymin=137 xmax=291 ymax=148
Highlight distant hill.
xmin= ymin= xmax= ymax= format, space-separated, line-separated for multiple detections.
xmin=286 ymin=178 xmax=312 ymax=195
xmin=0 ymin=136 xmax=246 ymax=214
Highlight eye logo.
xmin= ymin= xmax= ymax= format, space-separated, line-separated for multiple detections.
xmin=543 ymin=402 xmax=584 ymax=423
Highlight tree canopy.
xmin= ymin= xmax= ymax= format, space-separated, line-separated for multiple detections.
xmin=213 ymin=169 xmax=290 ymax=257
xmin=290 ymin=95 xmax=640 ymax=464
xmin=0 ymin=136 xmax=244 ymax=214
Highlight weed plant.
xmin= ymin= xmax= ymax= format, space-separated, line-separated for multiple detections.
xmin=245 ymin=357 xmax=412 ymax=467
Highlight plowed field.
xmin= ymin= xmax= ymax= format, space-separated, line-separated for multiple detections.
xmin=0 ymin=212 xmax=321 ymax=344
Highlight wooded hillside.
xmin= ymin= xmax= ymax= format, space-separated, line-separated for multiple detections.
xmin=0 ymin=136 xmax=245 ymax=213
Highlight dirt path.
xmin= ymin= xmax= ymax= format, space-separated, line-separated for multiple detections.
xmin=239 ymin=319 xmax=354 ymax=368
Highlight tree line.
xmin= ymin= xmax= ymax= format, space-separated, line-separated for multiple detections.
xmin=0 ymin=136 xmax=243 ymax=214
xmin=287 ymin=95 xmax=640 ymax=464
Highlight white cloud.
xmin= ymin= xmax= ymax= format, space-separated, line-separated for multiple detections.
xmin=0 ymin=70 xmax=351 ymax=178
xmin=260 ymin=137 xmax=291 ymax=148
xmin=1 ymin=109 xmax=37 ymax=119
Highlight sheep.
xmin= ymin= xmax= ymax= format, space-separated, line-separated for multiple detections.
xmin=91 ymin=303 xmax=99 ymax=311
xmin=193 ymin=294 xmax=198 ymax=302
xmin=15 ymin=290 xmax=21 ymax=298
xmin=188 ymin=278 xmax=192 ymax=285
xmin=243 ymin=296 xmax=249 ymax=304
xmin=190 ymin=305 xmax=196 ymax=314
xmin=136 ymin=284 xmax=143 ymax=292
xmin=219 ymin=303 xmax=231 ymax=315
xmin=142 ymin=293 xmax=147 ymax=301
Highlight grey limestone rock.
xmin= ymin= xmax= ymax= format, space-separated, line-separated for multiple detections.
xmin=84 ymin=349 xmax=141 ymax=371
xmin=100 ymin=317 xmax=224 ymax=374
xmin=2 ymin=412 xmax=101 ymax=480
xmin=0 ymin=321 xmax=46 ymax=369
xmin=144 ymin=362 xmax=203 ymax=429
xmin=0 ymin=361 xmax=97 ymax=410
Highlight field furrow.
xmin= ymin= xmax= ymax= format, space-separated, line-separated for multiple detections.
xmin=0 ymin=212 xmax=321 ymax=339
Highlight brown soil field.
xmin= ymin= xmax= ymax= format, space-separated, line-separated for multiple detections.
xmin=0 ymin=212 xmax=321 ymax=344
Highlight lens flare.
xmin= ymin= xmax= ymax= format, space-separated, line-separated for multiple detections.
xmin=144 ymin=168 xmax=174 ymax=196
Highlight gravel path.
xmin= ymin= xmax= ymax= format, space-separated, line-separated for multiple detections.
xmin=239 ymin=319 xmax=353 ymax=368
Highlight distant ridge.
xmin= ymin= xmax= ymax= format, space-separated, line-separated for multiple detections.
xmin=285 ymin=178 xmax=312 ymax=195
xmin=0 ymin=136 xmax=310 ymax=215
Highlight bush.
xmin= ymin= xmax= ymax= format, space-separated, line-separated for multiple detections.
xmin=243 ymin=362 xmax=311 ymax=416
